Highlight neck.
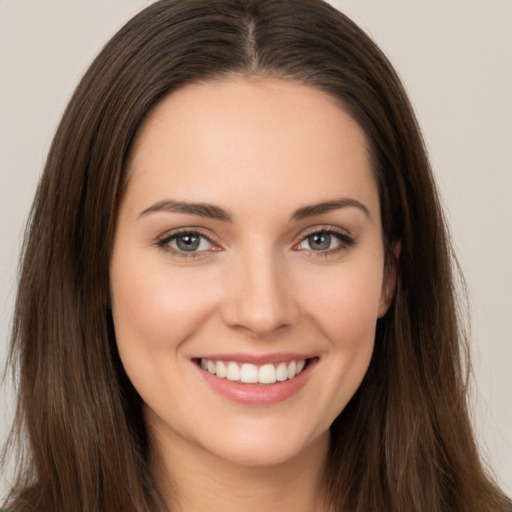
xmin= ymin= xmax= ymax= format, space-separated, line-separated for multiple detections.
xmin=149 ymin=429 xmax=332 ymax=512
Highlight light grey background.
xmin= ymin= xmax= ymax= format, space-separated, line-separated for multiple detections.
xmin=1 ymin=0 xmax=511 ymax=498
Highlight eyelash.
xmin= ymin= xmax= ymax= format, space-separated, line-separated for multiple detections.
xmin=155 ymin=226 xmax=355 ymax=259
xmin=156 ymin=228 xmax=217 ymax=260
xmin=293 ymin=227 xmax=355 ymax=258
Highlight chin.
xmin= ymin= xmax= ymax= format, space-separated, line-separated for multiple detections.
xmin=194 ymin=422 xmax=330 ymax=468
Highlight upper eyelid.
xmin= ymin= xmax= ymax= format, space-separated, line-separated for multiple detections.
xmin=294 ymin=224 xmax=352 ymax=241
xmin=158 ymin=227 xmax=218 ymax=244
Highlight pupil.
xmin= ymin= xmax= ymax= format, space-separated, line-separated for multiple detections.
xmin=309 ymin=232 xmax=331 ymax=250
xmin=177 ymin=234 xmax=200 ymax=251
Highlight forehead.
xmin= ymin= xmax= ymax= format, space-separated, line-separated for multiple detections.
xmin=124 ymin=77 xmax=378 ymax=220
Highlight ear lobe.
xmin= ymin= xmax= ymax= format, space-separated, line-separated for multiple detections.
xmin=378 ymin=242 xmax=400 ymax=318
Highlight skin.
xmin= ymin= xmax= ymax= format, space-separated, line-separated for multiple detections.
xmin=110 ymin=77 xmax=395 ymax=512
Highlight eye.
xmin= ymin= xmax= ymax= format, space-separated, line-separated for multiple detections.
xmin=301 ymin=232 xmax=337 ymax=251
xmin=295 ymin=228 xmax=354 ymax=253
xmin=157 ymin=230 xmax=215 ymax=254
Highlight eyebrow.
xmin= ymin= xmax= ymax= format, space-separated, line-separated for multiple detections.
xmin=290 ymin=198 xmax=370 ymax=221
xmin=139 ymin=199 xmax=232 ymax=221
xmin=138 ymin=197 xmax=370 ymax=222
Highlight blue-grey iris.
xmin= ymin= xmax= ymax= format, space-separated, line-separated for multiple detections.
xmin=308 ymin=232 xmax=331 ymax=251
xmin=176 ymin=234 xmax=201 ymax=251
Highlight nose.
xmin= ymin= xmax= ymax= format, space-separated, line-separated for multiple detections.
xmin=220 ymin=247 xmax=300 ymax=338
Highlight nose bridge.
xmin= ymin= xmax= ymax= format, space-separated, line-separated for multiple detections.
xmin=221 ymin=243 xmax=298 ymax=337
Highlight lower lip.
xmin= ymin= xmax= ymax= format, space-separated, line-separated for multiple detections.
xmin=195 ymin=359 xmax=317 ymax=406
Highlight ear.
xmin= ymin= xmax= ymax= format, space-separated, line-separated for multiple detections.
xmin=378 ymin=242 xmax=400 ymax=318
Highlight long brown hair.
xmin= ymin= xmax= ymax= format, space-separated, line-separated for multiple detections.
xmin=2 ymin=0 xmax=509 ymax=510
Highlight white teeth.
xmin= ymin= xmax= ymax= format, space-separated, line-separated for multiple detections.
xmin=199 ymin=358 xmax=308 ymax=384
xmin=276 ymin=362 xmax=288 ymax=381
xmin=240 ymin=363 xmax=258 ymax=383
xmin=258 ymin=364 xmax=277 ymax=384
xmin=207 ymin=360 xmax=216 ymax=374
xmin=287 ymin=361 xmax=296 ymax=379
xmin=216 ymin=361 xmax=227 ymax=378
xmin=226 ymin=362 xmax=240 ymax=381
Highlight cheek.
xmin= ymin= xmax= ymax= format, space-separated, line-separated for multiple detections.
xmin=300 ymin=259 xmax=384 ymax=347
xmin=284 ymin=258 xmax=384 ymax=431
xmin=109 ymin=260 xmax=222 ymax=420
xmin=110 ymin=256 xmax=219 ymax=357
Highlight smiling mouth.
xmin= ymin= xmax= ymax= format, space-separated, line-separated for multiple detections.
xmin=195 ymin=358 xmax=313 ymax=385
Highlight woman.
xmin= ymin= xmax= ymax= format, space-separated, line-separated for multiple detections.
xmin=1 ymin=0 xmax=509 ymax=510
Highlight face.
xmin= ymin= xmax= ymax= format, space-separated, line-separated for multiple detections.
xmin=110 ymin=77 xmax=393 ymax=468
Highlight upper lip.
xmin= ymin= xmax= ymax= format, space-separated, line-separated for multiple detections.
xmin=193 ymin=352 xmax=317 ymax=365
